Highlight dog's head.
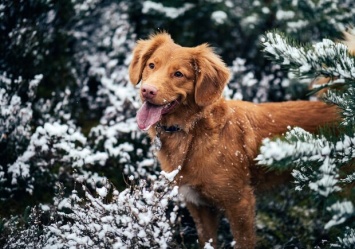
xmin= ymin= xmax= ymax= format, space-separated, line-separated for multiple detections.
xmin=129 ymin=32 xmax=230 ymax=130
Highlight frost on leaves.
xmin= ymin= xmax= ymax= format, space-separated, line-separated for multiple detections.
xmin=4 ymin=169 xmax=181 ymax=249
xmin=42 ymin=170 xmax=180 ymax=249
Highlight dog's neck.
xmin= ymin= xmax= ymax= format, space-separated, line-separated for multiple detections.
xmin=157 ymin=99 xmax=204 ymax=133
xmin=149 ymin=98 xmax=235 ymax=174
xmin=155 ymin=97 xmax=229 ymax=134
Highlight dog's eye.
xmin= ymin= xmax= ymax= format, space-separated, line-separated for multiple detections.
xmin=174 ymin=71 xmax=183 ymax=78
xmin=148 ymin=63 xmax=155 ymax=69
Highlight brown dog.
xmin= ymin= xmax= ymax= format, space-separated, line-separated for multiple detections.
xmin=129 ymin=32 xmax=340 ymax=248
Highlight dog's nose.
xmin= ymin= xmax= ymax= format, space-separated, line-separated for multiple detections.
xmin=141 ymin=84 xmax=157 ymax=99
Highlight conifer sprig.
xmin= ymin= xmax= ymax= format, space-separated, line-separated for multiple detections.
xmin=258 ymin=31 xmax=355 ymax=245
xmin=262 ymin=32 xmax=355 ymax=80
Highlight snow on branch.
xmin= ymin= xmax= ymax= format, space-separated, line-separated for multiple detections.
xmin=325 ymin=85 xmax=355 ymax=126
xmin=256 ymin=127 xmax=335 ymax=168
xmin=261 ymin=32 xmax=355 ymax=80
xmin=3 ymin=168 xmax=181 ymax=249
xmin=325 ymin=200 xmax=354 ymax=230
xmin=4 ymin=120 xmax=109 ymax=193
xmin=256 ymin=127 xmax=355 ymax=197
xmin=43 ymin=170 xmax=180 ymax=249
xmin=256 ymin=125 xmax=355 ymax=233
xmin=331 ymin=227 xmax=355 ymax=248
xmin=142 ymin=1 xmax=194 ymax=19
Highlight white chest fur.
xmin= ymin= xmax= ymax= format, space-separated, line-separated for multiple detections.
xmin=179 ymin=185 xmax=207 ymax=206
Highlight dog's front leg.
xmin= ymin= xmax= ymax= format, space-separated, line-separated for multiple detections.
xmin=224 ymin=188 xmax=256 ymax=249
xmin=186 ymin=202 xmax=220 ymax=248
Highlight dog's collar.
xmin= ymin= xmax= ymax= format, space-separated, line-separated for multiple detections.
xmin=153 ymin=123 xmax=182 ymax=151
xmin=156 ymin=123 xmax=182 ymax=133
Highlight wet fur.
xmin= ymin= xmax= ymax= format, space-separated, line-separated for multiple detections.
xmin=129 ymin=32 xmax=340 ymax=248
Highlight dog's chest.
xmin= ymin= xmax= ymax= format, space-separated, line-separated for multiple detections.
xmin=156 ymin=129 xmax=223 ymax=175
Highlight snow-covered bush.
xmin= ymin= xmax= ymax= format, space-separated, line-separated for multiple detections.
xmin=257 ymin=31 xmax=355 ymax=247
xmin=71 ymin=0 xmax=157 ymax=180
xmin=332 ymin=227 xmax=355 ymax=248
xmin=3 ymin=168 xmax=180 ymax=249
xmin=1 ymin=0 xmax=355 ymax=248
xmin=0 ymin=73 xmax=42 ymax=196
xmin=0 ymin=0 xmax=155 ymax=204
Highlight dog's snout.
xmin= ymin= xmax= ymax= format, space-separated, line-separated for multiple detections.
xmin=141 ymin=84 xmax=158 ymax=99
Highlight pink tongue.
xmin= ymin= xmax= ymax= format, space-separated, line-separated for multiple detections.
xmin=136 ymin=102 xmax=165 ymax=130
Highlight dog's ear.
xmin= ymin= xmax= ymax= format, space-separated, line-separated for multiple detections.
xmin=193 ymin=44 xmax=230 ymax=106
xmin=129 ymin=32 xmax=173 ymax=85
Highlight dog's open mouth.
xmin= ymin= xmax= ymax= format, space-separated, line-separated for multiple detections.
xmin=136 ymin=99 xmax=179 ymax=131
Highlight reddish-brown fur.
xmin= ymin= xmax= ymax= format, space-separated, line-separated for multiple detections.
xmin=129 ymin=33 xmax=340 ymax=248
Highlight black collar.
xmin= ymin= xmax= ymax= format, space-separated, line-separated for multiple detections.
xmin=156 ymin=123 xmax=182 ymax=133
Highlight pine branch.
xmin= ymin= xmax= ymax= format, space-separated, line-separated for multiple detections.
xmin=256 ymin=127 xmax=355 ymax=196
xmin=325 ymin=84 xmax=355 ymax=127
xmin=261 ymin=32 xmax=355 ymax=80
xmin=256 ymin=127 xmax=334 ymax=169
xmin=332 ymin=227 xmax=355 ymax=248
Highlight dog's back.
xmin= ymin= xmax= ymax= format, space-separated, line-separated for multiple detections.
xmin=227 ymin=100 xmax=340 ymax=191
